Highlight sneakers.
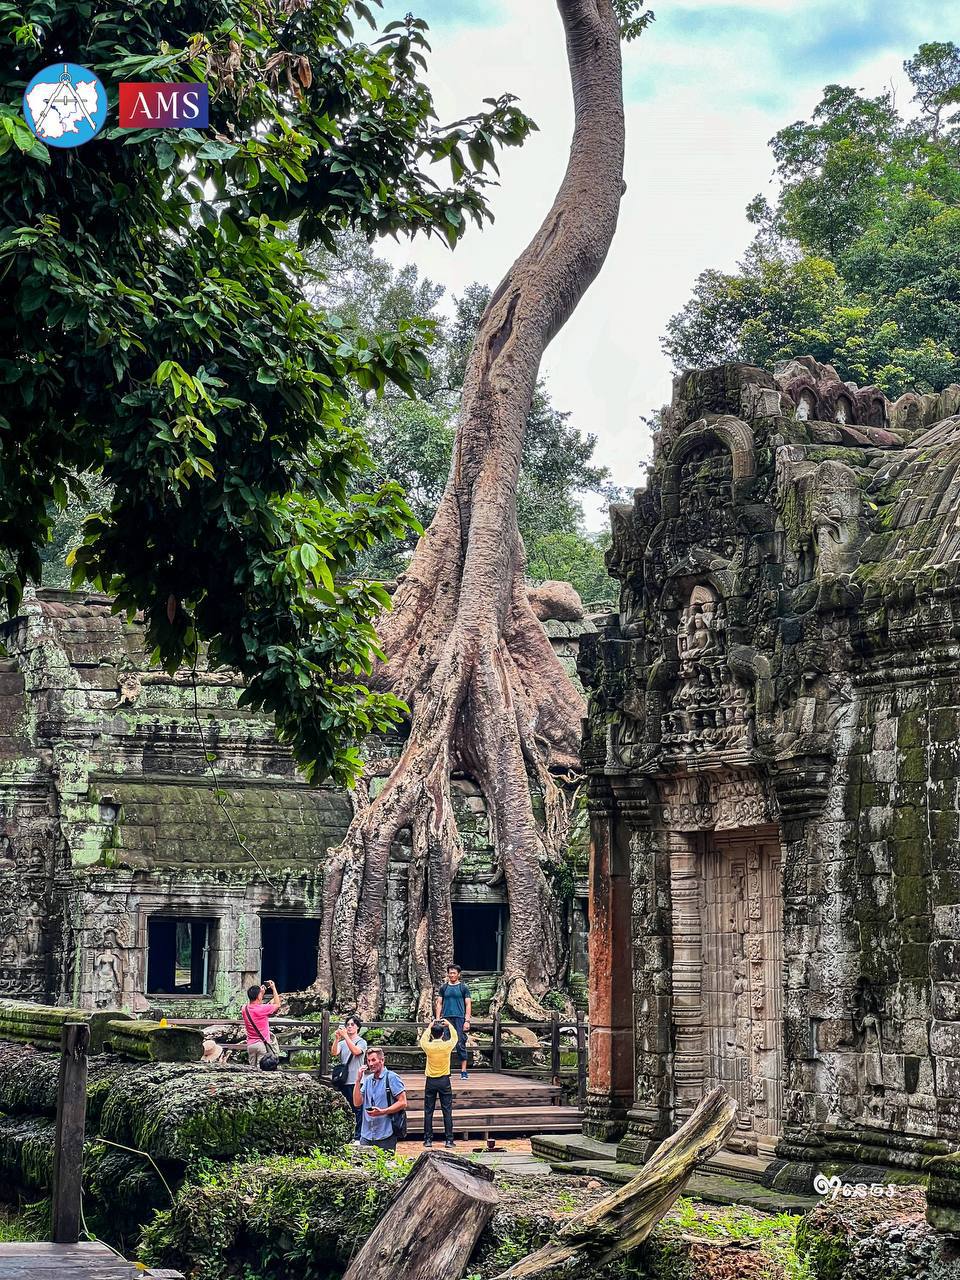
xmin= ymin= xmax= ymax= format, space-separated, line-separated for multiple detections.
xmin=444 ymin=1139 xmax=456 ymax=1148
xmin=423 ymin=1139 xmax=433 ymax=1148
xmin=460 ymin=1070 xmax=468 ymax=1080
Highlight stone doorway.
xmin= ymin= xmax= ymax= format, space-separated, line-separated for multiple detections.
xmin=700 ymin=829 xmax=784 ymax=1154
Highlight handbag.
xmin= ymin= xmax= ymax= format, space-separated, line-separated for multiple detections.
xmin=331 ymin=1058 xmax=349 ymax=1087
xmin=242 ymin=1005 xmax=280 ymax=1071
xmin=386 ymin=1074 xmax=408 ymax=1141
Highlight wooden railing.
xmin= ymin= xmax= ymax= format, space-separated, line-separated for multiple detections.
xmin=167 ymin=1009 xmax=588 ymax=1106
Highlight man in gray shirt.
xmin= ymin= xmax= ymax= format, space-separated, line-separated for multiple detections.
xmin=332 ymin=1015 xmax=366 ymax=1141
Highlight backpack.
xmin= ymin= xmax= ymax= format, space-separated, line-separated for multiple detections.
xmin=386 ymin=1072 xmax=408 ymax=1140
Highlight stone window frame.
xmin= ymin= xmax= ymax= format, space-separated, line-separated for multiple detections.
xmin=143 ymin=908 xmax=222 ymax=1000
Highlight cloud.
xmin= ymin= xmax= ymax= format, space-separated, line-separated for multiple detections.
xmin=374 ymin=0 xmax=956 ymax=525
xmin=378 ymin=0 xmax=505 ymax=29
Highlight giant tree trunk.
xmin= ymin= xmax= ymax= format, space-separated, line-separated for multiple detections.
xmin=320 ymin=0 xmax=627 ymax=1019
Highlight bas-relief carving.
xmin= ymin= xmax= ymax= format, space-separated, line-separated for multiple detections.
xmin=811 ymin=461 xmax=862 ymax=575
xmin=776 ymin=449 xmax=864 ymax=583
xmin=658 ymin=584 xmax=755 ymax=762
xmin=93 ymin=928 xmax=125 ymax=1009
xmin=657 ymin=772 xmax=775 ymax=832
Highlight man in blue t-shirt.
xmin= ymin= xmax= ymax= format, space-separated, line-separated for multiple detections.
xmin=435 ymin=963 xmax=472 ymax=1080
xmin=353 ymin=1047 xmax=407 ymax=1152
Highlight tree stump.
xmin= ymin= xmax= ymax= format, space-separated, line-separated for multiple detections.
xmin=342 ymin=1152 xmax=498 ymax=1280
xmin=494 ymin=1086 xmax=738 ymax=1278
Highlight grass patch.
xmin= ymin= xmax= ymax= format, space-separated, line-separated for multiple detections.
xmin=667 ymin=1198 xmax=812 ymax=1279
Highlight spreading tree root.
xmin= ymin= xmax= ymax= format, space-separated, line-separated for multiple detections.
xmin=314 ymin=535 xmax=585 ymax=1020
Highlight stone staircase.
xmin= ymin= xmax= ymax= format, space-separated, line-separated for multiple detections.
xmin=402 ymin=1071 xmax=582 ymax=1139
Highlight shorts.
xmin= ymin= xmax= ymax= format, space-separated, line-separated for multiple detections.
xmin=247 ymin=1037 xmax=279 ymax=1067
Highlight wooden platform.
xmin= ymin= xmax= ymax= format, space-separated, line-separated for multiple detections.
xmin=402 ymin=1070 xmax=581 ymax=1138
xmin=0 ymin=1242 xmax=181 ymax=1277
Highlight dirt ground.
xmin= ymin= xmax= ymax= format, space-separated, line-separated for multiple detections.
xmin=396 ymin=1136 xmax=535 ymax=1157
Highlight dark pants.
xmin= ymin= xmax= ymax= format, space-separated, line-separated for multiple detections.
xmin=424 ymin=1075 xmax=453 ymax=1142
xmin=360 ymin=1134 xmax=397 ymax=1152
xmin=447 ymin=1016 xmax=468 ymax=1065
xmin=337 ymin=1082 xmax=363 ymax=1139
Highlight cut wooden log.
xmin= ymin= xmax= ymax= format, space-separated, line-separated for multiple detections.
xmin=494 ymin=1086 xmax=738 ymax=1278
xmin=341 ymin=1151 xmax=498 ymax=1280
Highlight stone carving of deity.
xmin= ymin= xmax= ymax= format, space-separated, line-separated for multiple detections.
xmin=795 ymin=390 xmax=815 ymax=421
xmin=93 ymin=929 xmax=125 ymax=1008
xmin=811 ymin=460 xmax=862 ymax=577
xmin=662 ymin=584 xmax=753 ymax=758
xmin=23 ymin=903 xmax=43 ymax=958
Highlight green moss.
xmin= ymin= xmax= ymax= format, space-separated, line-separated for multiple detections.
xmin=796 ymin=1216 xmax=850 ymax=1280
xmin=98 ymin=1062 xmax=352 ymax=1162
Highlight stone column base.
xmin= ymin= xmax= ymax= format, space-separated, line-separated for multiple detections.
xmin=616 ymin=1105 xmax=672 ymax=1165
xmin=581 ymin=1089 xmax=631 ymax=1142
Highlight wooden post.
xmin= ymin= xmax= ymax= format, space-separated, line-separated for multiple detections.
xmin=492 ymin=1011 xmax=502 ymax=1073
xmin=575 ymin=1008 xmax=586 ymax=1108
xmin=550 ymin=1011 xmax=560 ymax=1085
xmin=319 ymin=1009 xmax=331 ymax=1078
xmin=52 ymin=1021 xmax=90 ymax=1244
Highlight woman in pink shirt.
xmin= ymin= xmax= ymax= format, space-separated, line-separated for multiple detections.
xmin=243 ymin=980 xmax=281 ymax=1066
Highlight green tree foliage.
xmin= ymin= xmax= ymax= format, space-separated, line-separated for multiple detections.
xmin=664 ymin=42 xmax=960 ymax=397
xmin=0 ymin=0 xmax=532 ymax=783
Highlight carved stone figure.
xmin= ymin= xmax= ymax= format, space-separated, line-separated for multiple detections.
xmin=811 ymin=460 xmax=862 ymax=575
xmin=93 ymin=928 xmax=124 ymax=1008
xmin=662 ymin=585 xmax=752 ymax=758
xmin=23 ymin=901 xmax=43 ymax=958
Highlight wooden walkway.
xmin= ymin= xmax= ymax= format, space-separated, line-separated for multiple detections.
xmin=0 ymin=1242 xmax=181 ymax=1277
xmin=403 ymin=1070 xmax=581 ymax=1138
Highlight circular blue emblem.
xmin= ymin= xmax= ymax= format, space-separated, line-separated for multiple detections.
xmin=22 ymin=63 xmax=107 ymax=148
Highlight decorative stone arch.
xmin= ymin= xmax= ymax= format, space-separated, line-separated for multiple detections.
xmin=855 ymin=386 xmax=888 ymax=429
xmin=783 ymin=376 xmax=821 ymax=423
xmin=662 ymin=416 xmax=756 ymax=518
xmin=833 ymin=391 xmax=855 ymax=425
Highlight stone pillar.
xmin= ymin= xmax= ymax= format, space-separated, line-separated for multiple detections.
xmin=771 ymin=759 xmax=833 ymax=1178
xmin=668 ymin=831 xmax=705 ymax=1125
xmin=582 ymin=782 xmax=635 ymax=1141
xmin=616 ymin=794 xmax=675 ymax=1163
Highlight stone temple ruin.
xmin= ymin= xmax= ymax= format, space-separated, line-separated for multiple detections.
xmin=580 ymin=357 xmax=960 ymax=1204
xmin=0 ymin=592 xmax=590 ymax=1017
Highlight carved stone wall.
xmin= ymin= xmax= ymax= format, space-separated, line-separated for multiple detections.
xmin=0 ymin=591 xmax=592 ymax=1016
xmin=586 ymin=358 xmax=960 ymax=1178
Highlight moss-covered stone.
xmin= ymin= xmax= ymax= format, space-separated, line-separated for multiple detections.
xmin=98 ymin=1061 xmax=352 ymax=1161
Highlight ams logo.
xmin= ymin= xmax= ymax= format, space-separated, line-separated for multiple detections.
xmin=119 ymin=82 xmax=209 ymax=129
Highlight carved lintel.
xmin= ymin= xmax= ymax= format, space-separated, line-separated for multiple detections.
xmin=652 ymin=770 xmax=776 ymax=832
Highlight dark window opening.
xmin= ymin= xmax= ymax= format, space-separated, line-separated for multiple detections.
xmin=452 ymin=903 xmax=505 ymax=973
xmin=147 ymin=917 xmax=215 ymax=996
xmin=260 ymin=916 xmax=322 ymax=992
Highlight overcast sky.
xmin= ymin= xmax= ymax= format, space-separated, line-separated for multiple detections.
xmin=377 ymin=0 xmax=955 ymax=525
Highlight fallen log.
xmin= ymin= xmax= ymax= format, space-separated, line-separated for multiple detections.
xmin=494 ymin=1086 xmax=738 ymax=1278
xmin=342 ymin=1151 xmax=498 ymax=1280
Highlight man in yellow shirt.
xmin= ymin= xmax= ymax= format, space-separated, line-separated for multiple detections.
xmin=419 ymin=1018 xmax=457 ymax=1148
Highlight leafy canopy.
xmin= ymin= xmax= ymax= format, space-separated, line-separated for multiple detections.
xmin=664 ymin=42 xmax=960 ymax=397
xmin=0 ymin=0 xmax=532 ymax=784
